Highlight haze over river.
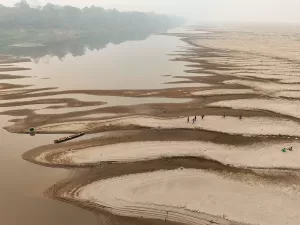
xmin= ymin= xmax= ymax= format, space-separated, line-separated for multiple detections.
xmin=3 ymin=24 xmax=300 ymax=225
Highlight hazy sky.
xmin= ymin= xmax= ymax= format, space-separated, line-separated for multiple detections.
xmin=1 ymin=0 xmax=300 ymax=23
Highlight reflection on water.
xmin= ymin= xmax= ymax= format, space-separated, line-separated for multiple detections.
xmin=4 ymin=34 xmax=196 ymax=90
xmin=0 ymin=31 xmax=154 ymax=61
xmin=0 ymin=26 xmax=210 ymax=91
xmin=0 ymin=26 xmax=198 ymax=225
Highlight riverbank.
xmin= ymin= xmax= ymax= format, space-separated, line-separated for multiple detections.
xmin=2 ymin=25 xmax=300 ymax=225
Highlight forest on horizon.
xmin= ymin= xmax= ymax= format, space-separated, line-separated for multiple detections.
xmin=0 ymin=0 xmax=184 ymax=47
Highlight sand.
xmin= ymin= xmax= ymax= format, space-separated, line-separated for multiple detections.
xmin=210 ymin=98 xmax=300 ymax=119
xmin=224 ymin=79 xmax=300 ymax=93
xmin=34 ymin=115 xmax=300 ymax=137
xmin=69 ymin=169 xmax=300 ymax=225
xmin=49 ymin=140 xmax=300 ymax=169
xmin=230 ymin=72 xmax=300 ymax=83
xmin=191 ymin=89 xmax=254 ymax=96
xmin=276 ymin=91 xmax=300 ymax=99
xmin=5 ymin=25 xmax=300 ymax=225
xmin=78 ymin=113 xmax=120 ymax=119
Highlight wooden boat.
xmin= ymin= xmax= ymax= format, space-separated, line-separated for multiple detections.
xmin=54 ymin=132 xmax=85 ymax=144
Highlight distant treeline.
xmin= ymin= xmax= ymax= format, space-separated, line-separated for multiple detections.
xmin=0 ymin=1 xmax=184 ymax=32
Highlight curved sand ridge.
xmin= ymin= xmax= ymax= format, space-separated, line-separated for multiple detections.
xmin=224 ymin=79 xmax=300 ymax=93
xmin=42 ymin=141 xmax=300 ymax=169
xmin=276 ymin=91 xmax=300 ymax=99
xmin=67 ymin=169 xmax=300 ymax=225
xmin=230 ymin=72 xmax=300 ymax=84
xmin=191 ymin=89 xmax=254 ymax=96
xmin=32 ymin=115 xmax=300 ymax=137
xmin=210 ymin=98 xmax=300 ymax=119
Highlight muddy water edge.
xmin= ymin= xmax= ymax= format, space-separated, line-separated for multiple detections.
xmin=0 ymin=115 xmax=100 ymax=225
xmin=0 ymin=30 xmax=191 ymax=225
xmin=0 ymin=118 xmax=182 ymax=225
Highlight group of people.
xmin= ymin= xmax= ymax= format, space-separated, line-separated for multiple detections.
xmin=187 ymin=113 xmax=243 ymax=124
xmin=187 ymin=115 xmax=205 ymax=124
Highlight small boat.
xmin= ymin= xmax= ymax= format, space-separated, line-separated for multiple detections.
xmin=54 ymin=132 xmax=85 ymax=144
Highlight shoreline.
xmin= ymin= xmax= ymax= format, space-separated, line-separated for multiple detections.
xmin=2 ymin=26 xmax=300 ymax=225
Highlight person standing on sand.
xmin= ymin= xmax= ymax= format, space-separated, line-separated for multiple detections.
xmin=201 ymin=115 xmax=204 ymax=119
xmin=192 ymin=118 xmax=195 ymax=124
xmin=194 ymin=116 xmax=197 ymax=121
xmin=187 ymin=117 xmax=190 ymax=123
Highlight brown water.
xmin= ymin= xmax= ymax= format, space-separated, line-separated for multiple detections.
xmin=7 ymin=33 xmax=196 ymax=91
xmin=0 ymin=27 xmax=200 ymax=225
xmin=0 ymin=95 xmax=191 ymax=116
xmin=0 ymin=116 xmax=98 ymax=225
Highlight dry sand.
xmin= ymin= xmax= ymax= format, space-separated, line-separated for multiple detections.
xmin=210 ymin=98 xmax=300 ymax=119
xmin=191 ymin=89 xmax=254 ymax=96
xmin=30 ymin=115 xmax=300 ymax=138
xmin=276 ymin=91 xmax=300 ymax=99
xmin=224 ymin=79 xmax=300 ymax=93
xmin=38 ymin=140 xmax=300 ymax=169
xmin=67 ymin=169 xmax=300 ymax=225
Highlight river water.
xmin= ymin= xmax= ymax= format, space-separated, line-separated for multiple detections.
xmin=0 ymin=116 xmax=98 ymax=225
xmin=7 ymin=31 xmax=192 ymax=91
xmin=0 ymin=28 xmax=195 ymax=225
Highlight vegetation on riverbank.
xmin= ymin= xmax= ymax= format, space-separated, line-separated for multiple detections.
xmin=0 ymin=1 xmax=184 ymax=47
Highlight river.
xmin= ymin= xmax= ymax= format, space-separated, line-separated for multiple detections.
xmin=0 ymin=28 xmax=191 ymax=225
